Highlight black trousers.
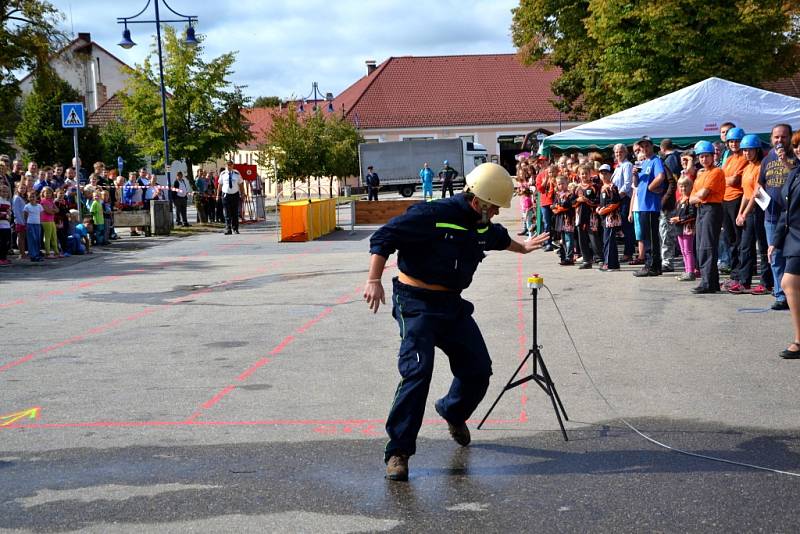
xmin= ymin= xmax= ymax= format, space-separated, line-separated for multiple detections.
xmin=577 ymin=225 xmax=594 ymax=264
xmin=640 ymin=211 xmax=662 ymax=273
xmin=738 ymin=206 xmax=774 ymax=287
xmin=441 ymin=180 xmax=454 ymax=198
xmin=367 ymin=186 xmax=379 ymax=201
xmin=697 ymin=203 xmax=723 ymax=290
xmin=174 ymin=196 xmax=188 ymax=225
xmin=722 ymin=197 xmax=743 ymax=279
xmin=223 ymin=192 xmax=240 ymax=231
xmin=0 ymin=228 xmax=10 ymax=260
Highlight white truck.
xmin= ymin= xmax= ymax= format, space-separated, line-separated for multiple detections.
xmin=358 ymin=138 xmax=488 ymax=198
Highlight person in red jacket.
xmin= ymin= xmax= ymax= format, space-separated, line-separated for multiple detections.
xmin=536 ymin=162 xmax=556 ymax=251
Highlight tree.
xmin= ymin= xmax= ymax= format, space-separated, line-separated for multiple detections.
xmin=258 ymin=109 xmax=361 ymax=199
xmin=15 ymin=68 xmax=102 ymax=166
xmin=1 ymin=0 xmax=65 ymax=152
xmin=258 ymin=107 xmax=309 ymax=199
xmin=252 ymin=96 xmax=282 ymax=108
xmin=98 ymin=120 xmax=146 ymax=175
xmin=512 ymin=0 xmax=800 ymax=119
xmin=323 ymin=115 xmax=362 ymax=197
xmin=120 ymin=26 xmax=251 ymax=177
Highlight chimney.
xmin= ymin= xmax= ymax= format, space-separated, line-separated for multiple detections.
xmin=77 ymin=32 xmax=91 ymax=43
xmin=365 ymin=60 xmax=377 ymax=75
xmin=96 ymin=83 xmax=108 ymax=107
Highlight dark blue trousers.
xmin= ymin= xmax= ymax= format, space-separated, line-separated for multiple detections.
xmin=385 ymin=278 xmax=492 ymax=462
xmin=603 ymin=225 xmax=620 ymax=269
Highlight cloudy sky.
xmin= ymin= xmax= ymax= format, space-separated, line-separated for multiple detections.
xmin=48 ymin=0 xmax=519 ymax=101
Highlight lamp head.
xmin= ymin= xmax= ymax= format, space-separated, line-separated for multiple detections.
xmin=118 ymin=27 xmax=136 ymax=49
xmin=185 ymin=25 xmax=199 ymax=47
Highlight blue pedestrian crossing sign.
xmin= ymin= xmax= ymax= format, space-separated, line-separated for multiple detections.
xmin=61 ymin=103 xmax=85 ymax=129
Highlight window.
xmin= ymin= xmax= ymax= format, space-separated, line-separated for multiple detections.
xmin=402 ymin=136 xmax=434 ymax=141
xmin=459 ymin=135 xmax=475 ymax=143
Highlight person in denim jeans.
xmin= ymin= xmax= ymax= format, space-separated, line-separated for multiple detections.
xmin=759 ymin=124 xmax=796 ymax=311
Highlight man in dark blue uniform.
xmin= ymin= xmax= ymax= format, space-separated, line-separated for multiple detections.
xmin=365 ymin=166 xmax=380 ymax=201
xmin=364 ymin=163 xmax=549 ymax=481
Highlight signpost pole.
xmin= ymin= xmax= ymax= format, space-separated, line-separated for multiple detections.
xmin=73 ymin=128 xmax=82 ymax=220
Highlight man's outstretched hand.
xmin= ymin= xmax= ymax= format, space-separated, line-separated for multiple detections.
xmin=364 ymin=280 xmax=386 ymax=313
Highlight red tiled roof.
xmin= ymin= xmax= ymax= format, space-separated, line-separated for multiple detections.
xmin=87 ymin=94 xmax=123 ymax=127
xmin=762 ymin=73 xmax=800 ymax=99
xmin=242 ymin=107 xmax=282 ymax=148
xmin=336 ymin=54 xmax=563 ymax=129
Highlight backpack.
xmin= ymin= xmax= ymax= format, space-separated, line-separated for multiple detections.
xmin=660 ymin=153 xmax=681 ymax=211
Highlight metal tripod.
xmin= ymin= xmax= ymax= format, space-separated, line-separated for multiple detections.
xmin=478 ymin=281 xmax=569 ymax=441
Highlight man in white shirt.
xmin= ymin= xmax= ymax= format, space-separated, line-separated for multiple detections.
xmin=217 ymin=160 xmax=242 ymax=234
xmin=172 ymin=171 xmax=192 ymax=227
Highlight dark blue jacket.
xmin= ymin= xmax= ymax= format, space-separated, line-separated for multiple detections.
xmin=759 ymin=150 xmax=797 ymax=224
xmin=369 ymin=194 xmax=511 ymax=290
xmin=773 ymin=166 xmax=800 ymax=257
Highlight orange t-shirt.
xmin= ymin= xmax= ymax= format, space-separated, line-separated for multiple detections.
xmin=721 ymin=152 xmax=747 ymax=201
xmin=741 ymin=161 xmax=761 ymax=200
xmin=693 ymin=167 xmax=726 ymax=204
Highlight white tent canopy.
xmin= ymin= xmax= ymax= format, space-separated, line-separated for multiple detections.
xmin=540 ymin=77 xmax=800 ymax=153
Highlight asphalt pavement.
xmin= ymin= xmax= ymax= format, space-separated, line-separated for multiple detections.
xmin=1 ymin=198 xmax=799 ymax=533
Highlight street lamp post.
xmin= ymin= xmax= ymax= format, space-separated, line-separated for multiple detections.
xmin=117 ymin=0 xmax=198 ymax=227
xmin=297 ymin=82 xmax=335 ymax=197
xmin=297 ymin=82 xmax=335 ymax=114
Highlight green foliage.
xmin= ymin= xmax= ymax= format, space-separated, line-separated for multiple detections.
xmin=15 ymin=69 xmax=100 ymax=165
xmin=252 ymin=96 xmax=282 ymax=108
xmin=99 ymin=120 xmax=146 ymax=175
xmin=1 ymin=0 xmax=64 ymax=148
xmin=258 ymin=108 xmax=362 ymax=197
xmin=512 ymin=0 xmax=800 ymax=119
xmin=120 ymin=26 xmax=251 ymax=176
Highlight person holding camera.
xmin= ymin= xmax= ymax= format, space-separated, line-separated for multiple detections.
xmin=364 ymin=163 xmax=549 ymax=482
xmin=760 ymin=124 xmax=796 ymax=311
xmin=631 ymin=136 xmax=665 ymax=277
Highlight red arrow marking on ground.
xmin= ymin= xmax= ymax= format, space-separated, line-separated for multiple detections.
xmin=0 ymin=407 xmax=41 ymax=428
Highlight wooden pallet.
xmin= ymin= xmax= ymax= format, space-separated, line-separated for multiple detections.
xmin=354 ymin=200 xmax=421 ymax=225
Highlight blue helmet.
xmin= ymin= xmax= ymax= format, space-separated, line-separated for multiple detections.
xmin=443 ymin=160 xmax=449 ymax=165
xmin=740 ymin=134 xmax=762 ymax=150
xmin=725 ymin=127 xmax=745 ymax=142
xmin=694 ymin=140 xmax=715 ymax=155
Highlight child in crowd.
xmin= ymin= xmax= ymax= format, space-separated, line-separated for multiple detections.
xmin=0 ymin=184 xmax=11 ymax=265
xmin=67 ymin=213 xmax=93 ymax=255
xmin=22 ymin=190 xmax=44 ymax=262
xmin=89 ymin=189 xmax=105 ymax=246
xmin=102 ymin=189 xmax=113 ymax=243
xmin=54 ymin=188 xmax=70 ymax=257
xmin=574 ymin=164 xmax=601 ymax=269
xmin=517 ymin=176 xmax=535 ymax=238
xmin=689 ymin=141 xmax=726 ymax=294
xmin=597 ymin=164 xmax=622 ymax=271
xmin=552 ymin=175 xmax=576 ymax=266
xmin=670 ymin=176 xmax=698 ymax=281
xmin=39 ymin=186 xmax=59 ymax=258
xmin=730 ymin=134 xmax=769 ymax=295
xmin=12 ymin=182 xmax=27 ymax=259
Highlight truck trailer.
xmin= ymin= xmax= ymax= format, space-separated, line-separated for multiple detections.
xmin=358 ymin=139 xmax=488 ymax=197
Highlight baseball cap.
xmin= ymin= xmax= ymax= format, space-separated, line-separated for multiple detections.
xmin=598 ymin=164 xmax=612 ymax=173
xmin=636 ymin=135 xmax=653 ymax=144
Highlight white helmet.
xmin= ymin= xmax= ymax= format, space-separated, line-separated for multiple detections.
xmin=464 ymin=163 xmax=513 ymax=208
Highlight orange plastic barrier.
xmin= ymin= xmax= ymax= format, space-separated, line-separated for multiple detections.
xmin=279 ymin=198 xmax=336 ymax=242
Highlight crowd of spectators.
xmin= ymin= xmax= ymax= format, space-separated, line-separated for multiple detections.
xmin=0 ymin=157 xmax=228 ymax=265
xmin=515 ymin=122 xmax=799 ymax=310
